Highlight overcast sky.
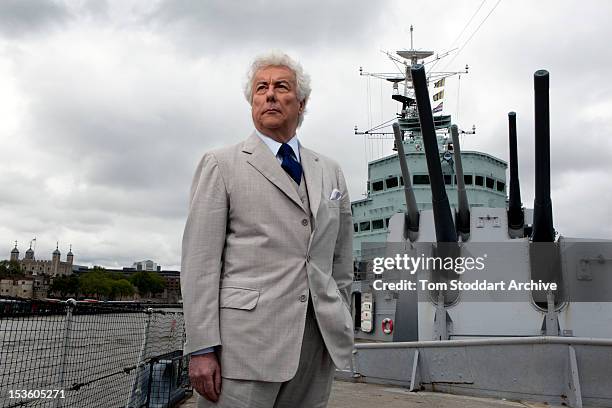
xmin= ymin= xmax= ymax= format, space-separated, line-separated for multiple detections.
xmin=1 ymin=0 xmax=611 ymax=270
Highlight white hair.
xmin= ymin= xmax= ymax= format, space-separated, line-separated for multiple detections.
xmin=243 ymin=51 xmax=311 ymax=127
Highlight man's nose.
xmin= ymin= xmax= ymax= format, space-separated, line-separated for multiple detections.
xmin=265 ymin=86 xmax=276 ymax=101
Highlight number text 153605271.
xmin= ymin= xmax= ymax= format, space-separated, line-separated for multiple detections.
xmin=9 ymin=390 xmax=65 ymax=399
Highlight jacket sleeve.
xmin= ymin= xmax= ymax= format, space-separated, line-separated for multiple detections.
xmin=332 ymin=165 xmax=354 ymax=307
xmin=181 ymin=152 xmax=227 ymax=355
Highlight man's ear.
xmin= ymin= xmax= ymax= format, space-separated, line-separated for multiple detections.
xmin=299 ymin=99 xmax=305 ymax=113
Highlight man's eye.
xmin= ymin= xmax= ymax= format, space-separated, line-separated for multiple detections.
xmin=256 ymin=84 xmax=267 ymax=93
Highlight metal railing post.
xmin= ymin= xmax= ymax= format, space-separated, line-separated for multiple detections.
xmin=145 ymin=359 xmax=154 ymax=408
xmin=55 ymin=298 xmax=76 ymax=408
xmin=125 ymin=308 xmax=153 ymax=408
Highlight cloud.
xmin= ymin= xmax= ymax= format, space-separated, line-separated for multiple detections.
xmin=1 ymin=0 xmax=611 ymax=270
xmin=0 ymin=0 xmax=71 ymax=38
xmin=146 ymin=0 xmax=388 ymax=56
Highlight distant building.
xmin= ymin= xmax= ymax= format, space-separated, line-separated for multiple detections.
xmin=157 ymin=270 xmax=181 ymax=303
xmin=32 ymin=275 xmax=52 ymax=299
xmin=133 ymin=260 xmax=161 ymax=272
xmin=0 ymin=277 xmax=33 ymax=298
xmin=9 ymin=242 xmax=74 ymax=277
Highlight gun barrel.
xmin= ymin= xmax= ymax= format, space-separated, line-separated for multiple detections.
xmin=531 ymin=70 xmax=555 ymax=242
xmin=393 ymin=123 xmax=419 ymax=234
xmin=450 ymin=125 xmax=470 ymax=235
xmin=507 ymin=112 xmax=524 ymax=230
xmin=410 ymin=64 xmax=457 ymax=243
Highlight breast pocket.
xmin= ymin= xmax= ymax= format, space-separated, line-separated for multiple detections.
xmin=219 ymin=286 xmax=260 ymax=310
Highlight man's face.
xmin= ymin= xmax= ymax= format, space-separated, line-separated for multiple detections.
xmin=251 ymin=65 xmax=304 ymax=142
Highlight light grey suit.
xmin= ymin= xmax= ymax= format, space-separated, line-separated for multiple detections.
xmin=181 ymin=132 xmax=354 ymax=386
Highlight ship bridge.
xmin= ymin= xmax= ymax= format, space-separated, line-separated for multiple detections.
xmin=351 ymin=132 xmax=507 ymax=261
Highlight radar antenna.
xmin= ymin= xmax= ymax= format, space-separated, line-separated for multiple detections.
xmin=355 ymin=26 xmax=468 ymax=141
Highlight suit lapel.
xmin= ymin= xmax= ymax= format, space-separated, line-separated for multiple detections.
xmin=242 ymin=133 xmax=305 ymax=213
xmin=300 ymin=145 xmax=322 ymax=222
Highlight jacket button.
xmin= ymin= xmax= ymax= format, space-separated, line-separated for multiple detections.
xmin=301 ymin=218 xmax=309 ymax=226
xmin=299 ymin=294 xmax=307 ymax=302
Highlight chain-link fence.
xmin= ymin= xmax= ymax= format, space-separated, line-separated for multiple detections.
xmin=0 ymin=298 xmax=190 ymax=408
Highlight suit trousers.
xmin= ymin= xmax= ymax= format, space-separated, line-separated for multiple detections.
xmin=196 ymin=300 xmax=335 ymax=408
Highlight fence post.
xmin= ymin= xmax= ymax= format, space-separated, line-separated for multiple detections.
xmin=55 ymin=298 xmax=76 ymax=408
xmin=145 ymin=359 xmax=154 ymax=408
xmin=125 ymin=308 xmax=153 ymax=408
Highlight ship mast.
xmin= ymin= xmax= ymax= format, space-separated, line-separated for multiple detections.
xmin=356 ymin=26 xmax=467 ymax=140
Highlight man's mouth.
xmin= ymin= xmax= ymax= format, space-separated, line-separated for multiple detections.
xmin=264 ymin=108 xmax=281 ymax=114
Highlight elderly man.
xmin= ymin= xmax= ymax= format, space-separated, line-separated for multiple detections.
xmin=181 ymin=52 xmax=354 ymax=407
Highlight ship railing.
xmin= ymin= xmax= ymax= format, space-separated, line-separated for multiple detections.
xmin=0 ymin=297 xmax=191 ymax=408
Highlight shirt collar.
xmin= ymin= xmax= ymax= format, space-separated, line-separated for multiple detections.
xmin=255 ymin=129 xmax=301 ymax=163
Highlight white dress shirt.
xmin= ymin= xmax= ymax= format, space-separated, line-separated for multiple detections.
xmin=255 ymin=129 xmax=301 ymax=164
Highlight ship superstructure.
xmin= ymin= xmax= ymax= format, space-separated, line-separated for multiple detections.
xmin=352 ymin=133 xmax=508 ymax=260
xmin=352 ymin=29 xmax=508 ymax=261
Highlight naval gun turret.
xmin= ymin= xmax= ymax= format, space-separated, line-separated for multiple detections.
xmin=528 ymin=70 xmax=564 ymax=326
xmin=378 ymin=67 xmax=571 ymax=341
xmin=410 ymin=64 xmax=461 ymax=338
xmin=531 ymin=70 xmax=555 ymax=243
xmin=411 ymin=64 xmax=457 ymax=244
xmin=450 ymin=124 xmax=470 ymax=240
xmin=507 ymin=112 xmax=524 ymax=237
xmin=392 ymin=122 xmax=419 ymax=241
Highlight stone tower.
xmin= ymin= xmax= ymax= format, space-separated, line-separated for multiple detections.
xmin=10 ymin=242 xmax=19 ymax=262
xmin=25 ymin=242 xmax=35 ymax=260
xmin=67 ymin=245 xmax=74 ymax=267
xmin=52 ymin=243 xmax=61 ymax=275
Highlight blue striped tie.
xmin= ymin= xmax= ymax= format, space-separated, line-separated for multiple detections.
xmin=278 ymin=143 xmax=302 ymax=185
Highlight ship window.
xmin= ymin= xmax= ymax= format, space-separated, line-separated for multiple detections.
xmin=413 ymin=175 xmax=430 ymax=185
xmin=372 ymin=219 xmax=384 ymax=230
xmin=385 ymin=177 xmax=398 ymax=189
xmin=486 ymin=177 xmax=495 ymax=189
xmin=444 ymin=175 xmax=452 ymax=185
xmin=366 ymin=181 xmax=370 ymax=193
xmin=464 ymin=175 xmax=473 ymax=185
xmin=399 ymin=176 xmax=404 ymax=186
xmin=497 ymin=181 xmax=505 ymax=192
xmin=385 ymin=218 xmax=390 ymax=227
xmin=372 ymin=180 xmax=384 ymax=192
xmin=353 ymin=223 xmax=358 ymax=233
xmin=475 ymin=175 xmax=484 ymax=186
xmin=359 ymin=221 xmax=371 ymax=231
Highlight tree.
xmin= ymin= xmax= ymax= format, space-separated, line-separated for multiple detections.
xmin=129 ymin=271 xmax=166 ymax=298
xmin=0 ymin=260 xmax=24 ymax=279
xmin=50 ymin=275 xmax=80 ymax=298
xmin=79 ymin=272 xmax=112 ymax=299
xmin=76 ymin=268 xmax=139 ymax=300
xmin=110 ymin=279 xmax=135 ymax=300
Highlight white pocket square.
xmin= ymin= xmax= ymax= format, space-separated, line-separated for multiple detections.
xmin=329 ymin=188 xmax=343 ymax=200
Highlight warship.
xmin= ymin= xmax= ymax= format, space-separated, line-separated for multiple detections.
xmin=340 ymin=30 xmax=612 ymax=408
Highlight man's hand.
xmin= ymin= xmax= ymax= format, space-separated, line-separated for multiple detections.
xmin=189 ymin=353 xmax=222 ymax=402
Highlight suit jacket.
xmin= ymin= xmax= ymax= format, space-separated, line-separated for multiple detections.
xmin=181 ymin=133 xmax=354 ymax=382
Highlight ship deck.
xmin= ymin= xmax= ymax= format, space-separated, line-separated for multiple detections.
xmin=177 ymin=379 xmax=566 ymax=407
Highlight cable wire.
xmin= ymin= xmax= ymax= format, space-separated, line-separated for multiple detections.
xmin=441 ymin=0 xmax=503 ymax=72
xmin=429 ymin=0 xmax=488 ymax=72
